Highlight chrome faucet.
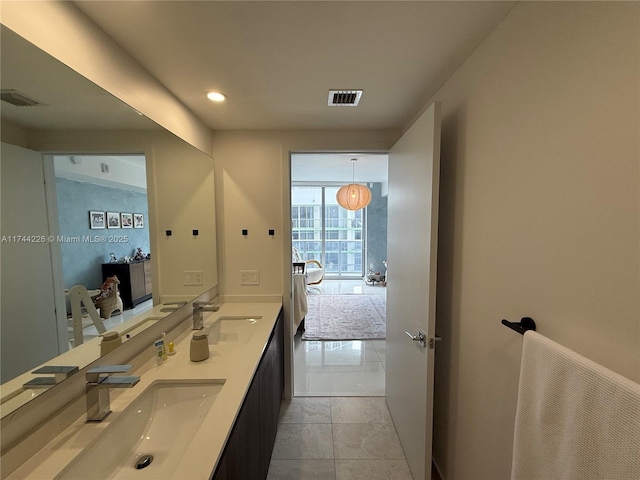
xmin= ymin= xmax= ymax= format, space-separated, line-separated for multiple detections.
xmin=85 ymin=365 xmax=139 ymax=422
xmin=160 ymin=301 xmax=187 ymax=312
xmin=192 ymin=300 xmax=220 ymax=330
xmin=23 ymin=365 xmax=79 ymax=388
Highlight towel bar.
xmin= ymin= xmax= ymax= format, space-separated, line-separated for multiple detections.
xmin=501 ymin=317 xmax=536 ymax=335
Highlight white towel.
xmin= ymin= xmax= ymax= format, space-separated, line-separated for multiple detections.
xmin=512 ymin=331 xmax=640 ymax=480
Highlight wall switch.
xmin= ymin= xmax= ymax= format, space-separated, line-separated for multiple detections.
xmin=240 ymin=270 xmax=260 ymax=286
xmin=184 ymin=271 xmax=203 ymax=286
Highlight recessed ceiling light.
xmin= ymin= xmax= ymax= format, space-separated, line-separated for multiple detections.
xmin=206 ymin=91 xmax=226 ymax=102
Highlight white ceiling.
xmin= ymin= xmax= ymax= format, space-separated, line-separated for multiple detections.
xmin=3 ymin=2 xmax=515 ymax=182
xmin=73 ymin=1 xmax=516 ymax=131
xmin=54 ymin=154 xmax=148 ymax=191
xmin=292 ymin=152 xmax=388 ymax=183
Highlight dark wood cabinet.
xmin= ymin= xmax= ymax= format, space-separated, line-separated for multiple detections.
xmin=259 ymin=312 xmax=285 ymax=476
xmin=211 ymin=309 xmax=284 ymax=480
xmin=224 ymin=372 xmax=262 ymax=479
xmin=102 ymin=260 xmax=152 ymax=309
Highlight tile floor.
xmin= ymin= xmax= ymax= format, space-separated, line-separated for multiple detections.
xmin=294 ymin=280 xmax=387 ymax=397
xmin=283 ymin=282 xmax=411 ymax=477
xmin=294 ymin=338 xmax=386 ymax=397
xmin=267 ymin=397 xmax=414 ymax=480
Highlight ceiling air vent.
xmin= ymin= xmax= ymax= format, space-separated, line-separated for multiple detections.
xmin=328 ymin=90 xmax=363 ymax=107
xmin=1 ymin=89 xmax=45 ymax=107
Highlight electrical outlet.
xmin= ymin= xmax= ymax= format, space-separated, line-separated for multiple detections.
xmin=184 ymin=271 xmax=203 ymax=286
xmin=240 ymin=270 xmax=260 ymax=286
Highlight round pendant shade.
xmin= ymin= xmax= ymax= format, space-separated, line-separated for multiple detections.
xmin=336 ymin=183 xmax=372 ymax=211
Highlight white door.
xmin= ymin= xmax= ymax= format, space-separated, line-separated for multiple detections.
xmin=386 ymin=102 xmax=441 ymax=480
xmin=1 ymin=143 xmax=63 ymax=383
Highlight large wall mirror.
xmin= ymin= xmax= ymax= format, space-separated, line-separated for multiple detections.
xmin=0 ymin=25 xmax=217 ymax=416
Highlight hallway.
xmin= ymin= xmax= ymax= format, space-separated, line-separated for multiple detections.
xmin=268 ymin=397 xmax=413 ymax=480
xmin=279 ymin=282 xmax=412 ymax=478
xmin=294 ymin=280 xmax=386 ymax=397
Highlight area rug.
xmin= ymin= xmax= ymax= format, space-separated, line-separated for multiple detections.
xmin=302 ymin=294 xmax=386 ymax=341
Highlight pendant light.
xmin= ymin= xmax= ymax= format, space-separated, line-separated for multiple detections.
xmin=336 ymin=158 xmax=372 ymax=211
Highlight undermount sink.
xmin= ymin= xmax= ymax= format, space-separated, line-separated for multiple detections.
xmin=205 ymin=316 xmax=262 ymax=345
xmin=55 ymin=379 xmax=225 ymax=480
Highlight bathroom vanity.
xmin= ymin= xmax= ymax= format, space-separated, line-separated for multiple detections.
xmin=212 ymin=307 xmax=284 ymax=479
xmin=3 ymin=301 xmax=284 ymax=479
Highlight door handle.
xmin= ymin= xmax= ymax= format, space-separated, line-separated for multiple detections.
xmin=405 ymin=330 xmax=426 ymax=347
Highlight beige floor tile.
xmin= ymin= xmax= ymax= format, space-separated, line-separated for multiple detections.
xmin=272 ymin=424 xmax=334 ymax=460
xmin=267 ymin=459 xmax=337 ymax=480
xmin=296 ymin=339 xmax=381 ymax=366
xmin=335 ymin=459 xmax=413 ymax=480
xmin=333 ymin=424 xmax=405 ymax=459
xmin=296 ymin=362 xmax=385 ymax=397
xmin=330 ymin=397 xmax=392 ymax=424
xmin=294 ymin=280 xmax=386 ymax=397
xmin=279 ymin=397 xmax=332 ymax=424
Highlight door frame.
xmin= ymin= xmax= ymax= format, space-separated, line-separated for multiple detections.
xmin=285 ymin=151 xmax=389 ymax=400
xmin=42 ymin=155 xmax=69 ymax=353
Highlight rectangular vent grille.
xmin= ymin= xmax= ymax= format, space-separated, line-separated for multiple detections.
xmin=1 ymin=90 xmax=44 ymax=107
xmin=328 ymin=90 xmax=362 ymax=107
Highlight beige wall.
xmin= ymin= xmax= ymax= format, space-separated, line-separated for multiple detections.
xmin=430 ymin=3 xmax=639 ymax=479
xmin=27 ymin=129 xmax=217 ymax=302
xmin=211 ymin=129 xmax=398 ymax=301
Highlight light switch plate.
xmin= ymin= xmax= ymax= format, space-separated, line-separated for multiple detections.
xmin=240 ymin=270 xmax=260 ymax=285
xmin=184 ymin=271 xmax=203 ymax=286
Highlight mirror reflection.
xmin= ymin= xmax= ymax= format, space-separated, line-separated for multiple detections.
xmin=0 ymin=26 xmax=217 ymax=416
xmin=53 ymin=153 xmax=153 ymax=349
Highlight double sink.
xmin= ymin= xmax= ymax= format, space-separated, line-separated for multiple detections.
xmin=55 ymin=316 xmax=262 ymax=479
xmin=206 ymin=316 xmax=262 ymax=345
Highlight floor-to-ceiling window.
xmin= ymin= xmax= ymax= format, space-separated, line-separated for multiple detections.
xmin=292 ymin=185 xmax=365 ymax=277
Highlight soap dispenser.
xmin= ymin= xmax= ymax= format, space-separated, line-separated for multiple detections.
xmin=100 ymin=331 xmax=122 ymax=355
xmin=190 ymin=331 xmax=210 ymax=362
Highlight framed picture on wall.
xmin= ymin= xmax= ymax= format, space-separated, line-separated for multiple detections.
xmin=89 ymin=211 xmax=105 ymax=229
xmin=107 ymin=212 xmax=121 ymax=229
xmin=133 ymin=213 xmax=144 ymax=229
xmin=121 ymin=213 xmax=133 ymax=229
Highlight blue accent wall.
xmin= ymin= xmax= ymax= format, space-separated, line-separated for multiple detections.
xmin=366 ymin=183 xmax=387 ymax=276
xmin=56 ymin=178 xmax=150 ymax=290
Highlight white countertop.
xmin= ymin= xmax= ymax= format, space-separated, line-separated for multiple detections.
xmin=6 ymin=301 xmax=283 ymax=480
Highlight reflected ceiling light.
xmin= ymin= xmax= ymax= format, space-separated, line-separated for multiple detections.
xmin=206 ymin=91 xmax=226 ymax=102
xmin=336 ymin=158 xmax=372 ymax=211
